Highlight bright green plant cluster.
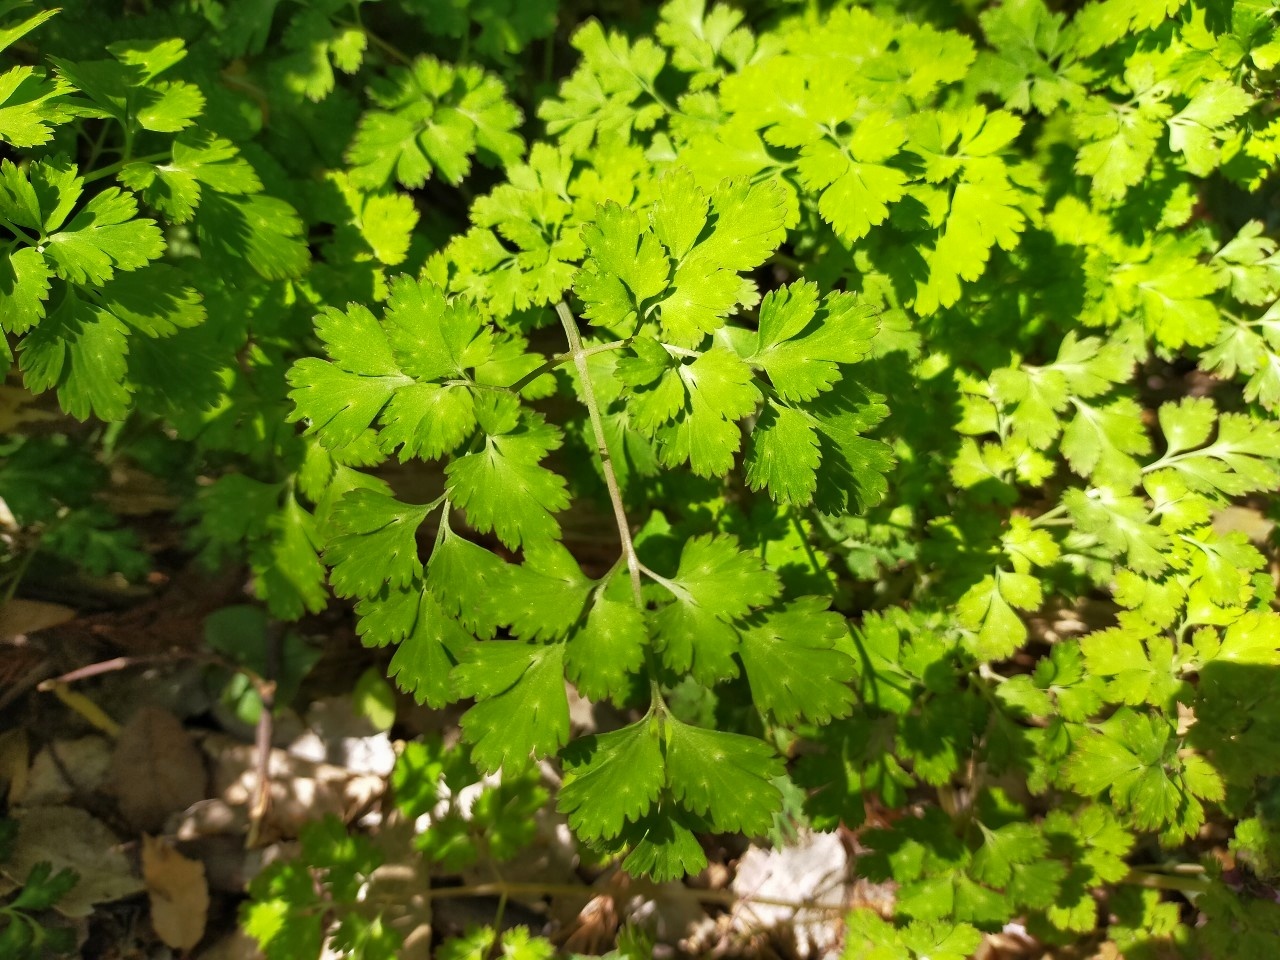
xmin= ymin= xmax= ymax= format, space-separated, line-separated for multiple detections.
xmin=244 ymin=737 xmax=648 ymax=960
xmin=0 ymin=0 xmax=550 ymax=610
xmin=8 ymin=0 xmax=1280 ymax=954
xmin=0 ymin=819 xmax=77 ymax=959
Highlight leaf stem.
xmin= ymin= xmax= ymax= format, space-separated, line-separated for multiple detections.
xmin=81 ymin=151 xmax=168 ymax=184
xmin=507 ymin=338 xmax=630 ymax=394
xmin=1028 ymin=502 xmax=1069 ymax=527
xmin=83 ymin=121 xmax=113 ymax=173
xmin=1121 ymin=867 xmax=1212 ymax=894
xmin=637 ymin=561 xmax=682 ymax=597
xmin=339 ymin=20 xmax=411 ymax=66
xmin=293 ymin=877 xmax=849 ymax=915
xmin=555 ymin=300 xmax=643 ymax=607
xmin=422 ymin=879 xmax=848 ymax=912
xmin=0 ymin=218 xmax=40 ymax=246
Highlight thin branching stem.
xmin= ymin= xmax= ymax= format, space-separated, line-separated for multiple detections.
xmin=1121 ymin=868 xmax=1212 ymax=894
xmin=508 ymin=338 xmax=630 ymax=394
xmin=81 ymin=151 xmax=168 ymax=184
xmin=555 ymin=301 xmax=644 ymax=607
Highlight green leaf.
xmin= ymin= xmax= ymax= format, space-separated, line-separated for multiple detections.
xmin=575 ymin=201 xmax=671 ymax=333
xmin=0 ymin=3 xmax=59 ymax=56
xmin=353 ymin=667 xmax=397 ymax=732
xmin=615 ymin=805 xmax=709 ymax=881
xmin=971 ymin=821 xmax=1048 ymax=888
xmin=801 ymin=112 xmax=910 ymax=243
xmin=44 ymin=187 xmax=164 ymax=285
xmin=20 ymin=289 xmax=131 ymax=420
xmin=385 ymin=589 xmax=470 ymax=708
xmin=972 ymin=0 xmax=1083 ymax=113
xmin=439 ymin=926 xmax=555 ymax=960
xmin=663 ymin=719 xmax=783 ymax=835
xmin=1153 ymin=400 xmax=1280 ymax=497
xmin=0 ymin=155 xmax=79 ymax=232
xmin=1065 ymin=709 xmax=1223 ymax=840
xmin=447 ymin=143 xmax=582 ymax=318
xmin=1061 ymin=396 xmax=1149 ymax=485
xmin=1064 ymin=486 xmax=1171 ymax=575
xmin=1072 ymin=72 xmax=1171 ymax=201
xmin=323 ymin=490 xmax=431 ymax=599
xmin=991 ymin=331 xmax=1133 ymax=448
xmin=346 ymin=57 xmax=522 ymax=189
xmin=196 ymin=193 xmax=309 ymax=280
xmin=120 ymin=133 xmax=261 ymax=223
xmin=453 ymin=641 xmax=570 ymax=773
xmin=749 ymin=281 xmax=879 ymax=402
xmin=739 ymin=598 xmax=857 ymax=724
xmin=957 ymin=569 xmax=1040 ymax=661
xmin=564 ymin=584 xmax=647 ymax=701
xmin=9 ymin=861 xmax=78 ymax=912
xmin=445 ymin=408 xmax=568 ymax=550
xmin=251 ymin=495 xmax=328 ymax=620
xmin=1213 ymin=611 xmax=1280 ymax=666
xmin=428 ymin=530 xmax=513 ymax=640
xmin=1168 ymin=81 xmax=1253 ymax=175
xmin=384 ymin=275 xmax=495 ymax=382
xmin=807 ymin=378 xmax=894 ymax=515
xmin=134 ymin=79 xmax=204 ymax=133
xmin=559 ymin=718 xmax=666 ymax=841
xmin=1080 ymin=626 xmax=1181 ymax=706
xmin=0 ymin=65 xmax=71 ymax=149
xmin=575 ymin=174 xmax=787 ymax=348
xmin=653 ymin=347 xmax=760 ymax=476
xmin=97 ymin=264 xmax=205 ymax=337
xmin=0 ymin=244 xmax=50 ymax=336
xmin=842 ymin=909 xmax=983 ymax=960
xmin=657 ymin=0 xmax=757 ymax=88
xmin=744 ymin=400 xmax=821 ymax=504
xmin=500 ymin=541 xmax=593 ymax=641
xmin=652 ymin=533 xmax=778 ymax=681
xmin=538 ymin=20 xmax=667 ymax=151
xmin=287 ymin=302 xmax=405 ymax=451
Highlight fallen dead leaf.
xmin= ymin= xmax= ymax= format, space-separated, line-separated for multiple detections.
xmin=110 ymin=706 xmax=208 ymax=832
xmin=0 ymin=728 xmax=28 ymax=802
xmin=102 ymin=462 xmax=182 ymax=515
xmin=3 ymin=805 xmax=143 ymax=916
xmin=203 ymin=732 xmax=384 ymax=841
xmin=292 ymin=695 xmax=396 ymax=776
xmin=13 ymin=735 xmax=112 ymax=807
xmin=194 ymin=929 xmax=263 ymax=960
xmin=142 ymin=834 xmax=210 ymax=952
xmin=1214 ymin=505 xmax=1276 ymax=544
xmin=622 ymin=881 xmax=714 ymax=952
xmin=731 ymin=829 xmax=848 ymax=959
xmin=0 ymin=383 xmax=59 ymax=433
xmin=0 ymin=598 xmax=75 ymax=639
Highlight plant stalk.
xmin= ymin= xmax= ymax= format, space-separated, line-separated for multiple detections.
xmin=555 ymin=301 xmax=643 ymax=607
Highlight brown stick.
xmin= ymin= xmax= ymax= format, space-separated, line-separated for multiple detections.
xmin=246 ymin=631 xmax=279 ymax=849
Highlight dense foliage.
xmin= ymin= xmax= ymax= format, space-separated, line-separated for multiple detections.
xmin=7 ymin=0 xmax=1280 ymax=955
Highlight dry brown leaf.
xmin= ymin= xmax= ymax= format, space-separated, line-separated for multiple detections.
xmin=110 ymin=706 xmax=208 ymax=832
xmin=142 ymin=835 xmax=209 ymax=953
xmin=194 ymin=929 xmax=263 ymax=960
xmin=1214 ymin=505 xmax=1276 ymax=544
xmin=13 ymin=735 xmax=112 ymax=807
xmin=0 ymin=729 xmax=28 ymax=803
xmin=101 ymin=463 xmax=182 ymax=515
xmin=3 ymin=805 xmax=143 ymax=916
xmin=0 ymin=384 xmax=59 ymax=433
xmin=730 ymin=829 xmax=848 ymax=957
xmin=0 ymin=599 xmax=75 ymax=640
xmin=203 ymin=732 xmax=384 ymax=840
